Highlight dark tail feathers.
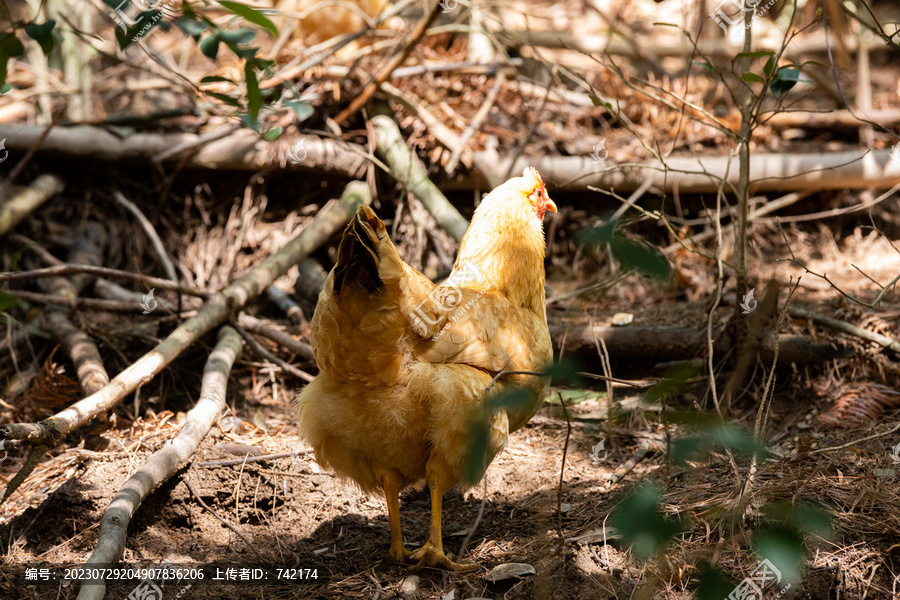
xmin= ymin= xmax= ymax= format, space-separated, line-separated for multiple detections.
xmin=333 ymin=206 xmax=385 ymax=295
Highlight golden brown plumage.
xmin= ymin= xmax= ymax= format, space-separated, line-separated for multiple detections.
xmin=296 ymin=167 xmax=556 ymax=570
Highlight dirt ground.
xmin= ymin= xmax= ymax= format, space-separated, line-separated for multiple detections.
xmin=2 ymin=344 xmax=900 ymax=599
xmin=2 ymin=177 xmax=900 ymax=600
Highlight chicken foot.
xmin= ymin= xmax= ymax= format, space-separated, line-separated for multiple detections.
xmin=409 ymin=459 xmax=477 ymax=571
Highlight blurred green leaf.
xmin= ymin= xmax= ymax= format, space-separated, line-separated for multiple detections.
xmin=610 ymin=483 xmax=683 ymax=560
xmin=578 ymin=219 xmax=671 ymax=281
xmin=741 ymin=72 xmax=765 ymax=84
xmin=693 ymin=563 xmax=738 ymax=600
xmin=770 ymin=66 xmax=800 ymax=97
xmin=609 ymin=237 xmax=672 ymax=280
xmin=575 ymin=219 xmax=616 ymax=246
xmin=203 ymin=91 xmax=240 ymax=107
xmin=644 ymin=364 xmax=699 ymax=403
xmin=0 ymin=32 xmax=25 ymax=89
xmin=219 ymin=1 xmax=278 ymax=37
xmin=200 ymin=75 xmax=235 ymax=84
xmin=692 ymin=60 xmax=714 ymax=74
xmin=671 ymin=422 xmax=768 ymax=464
xmin=24 ymin=20 xmax=56 ymax=54
xmin=199 ymin=32 xmax=221 ymax=58
xmin=263 ymin=126 xmax=282 ymax=140
xmin=543 ymin=357 xmax=586 ymax=387
xmin=0 ymin=292 xmax=23 ymax=313
xmin=177 ymin=17 xmax=208 ymax=38
xmin=462 ymin=415 xmax=490 ymax=486
xmin=761 ymin=501 xmax=832 ymax=539
xmin=753 ymin=528 xmax=804 ymax=585
xmin=488 ymin=387 xmax=532 ymax=412
xmin=763 ymin=55 xmax=776 ymax=77
xmin=285 ymin=99 xmax=314 ymax=122
xmin=245 ymin=63 xmax=262 ymax=126
xmin=115 ymin=10 xmax=162 ymax=49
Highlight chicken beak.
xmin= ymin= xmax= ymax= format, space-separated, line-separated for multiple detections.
xmin=545 ymin=198 xmax=558 ymax=214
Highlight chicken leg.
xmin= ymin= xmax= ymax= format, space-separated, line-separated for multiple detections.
xmin=381 ymin=471 xmax=413 ymax=563
xmin=409 ymin=459 xmax=477 ymax=571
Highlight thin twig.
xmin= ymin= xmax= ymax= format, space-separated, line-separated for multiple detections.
xmin=230 ymin=319 xmax=315 ymax=382
xmin=183 ymin=478 xmax=267 ymax=563
xmin=810 ymin=422 xmax=900 ymax=455
xmin=334 ymin=0 xmax=443 ymax=124
xmin=557 ymin=391 xmax=572 ymax=546
xmin=112 ymin=191 xmax=179 ymax=283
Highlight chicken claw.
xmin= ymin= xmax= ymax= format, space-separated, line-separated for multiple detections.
xmin=410 ymin=541 xmax=477 ymax=572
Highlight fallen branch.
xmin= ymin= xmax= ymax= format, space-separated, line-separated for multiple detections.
xmin=788 ymin=306 xmax=900 ymax=354
xmin=293 ymin=258 xmax=328 ymax=303
xmin=43 ymin=312 xmax=110 ymax=396
xmin=4 ymin=291 xmax=162 ymax=312
xmin=0 ymin=181 xmax=370 ymax=454
xmin=502 ymin=29 xmax=887 ymax=59
xmin=75 ymin=326 xmax=243 ymax=600
xmin=0 ymin=125 xmax=368 ymax=178
xmin=265 ymin=286 xmax=304 ymax=324
xmin=372 ymin=110 xmax=470 ymax=241
xmin=551 ymin=320 xmax=850 ymax=365
xmin=6 ymin=127 xmax=897 ymax=194
xmin=462 ymin=149 xmax=900 ymax=193
xmin=0 ymin=265 xmax=208 ymax=297
xmin=237 ymin=313 xmax=314 ymax=361
xmin=0 ymin=174 xmax=64 ymax=237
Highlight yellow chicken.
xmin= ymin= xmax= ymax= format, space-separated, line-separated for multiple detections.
xmin=296 ymin=167 xmax=556 ymax=569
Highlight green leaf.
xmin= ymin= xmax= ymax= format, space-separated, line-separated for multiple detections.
xmin=24 ymin=20 xmax=56 ymax=54
xmin=245 ymin=63 xmax=262 ymax=126
xmin=587 ymin=93 xmax=612 ymax=110
xmin=753 ymin=528 xmax=804 ymax=585
xmin=219 ymin=1 xmax=278 ymax=36
xmin=285 ymin=99 xmax=313 ymax=121
xmin=735 ymin=50 xmax=776 ymax=60
xmin=462 ymin=414 xmax=490 ymax=486
xmin=692 ymin=60 xmax=715 ymax=74
xmin=177 ymin=17 xmax=208 ymax=38
xmin=671 ymin=422 xmax=769 ymax=464
xmin=610 ymin=483 xmax=683 ymax=560
xmin=770 ymin=66 xmax=800 ymax=97
xmin=263 ymin=126 xmax=282 ymax=140
xmin=543 ymin=357 xmax=586 ymax=387
xmin=741 ymin=72 xmax=765 ymax=84
xmin=763 ymin=55 xmax=776 ymax=77
xmin=488 ymin=387 xmax=532 ymax=412
xmin=693 ymin=563 xmax=738 ymax=600
xmin=219 ymin=28 xmax=257 ymax=46
xmin=0 ymin=33 xmax=25 ymax=89
xmin=609 ymin=237 xmax=672 ymax=281
xmin=575 ymin=219 xmax=616 ymax=246
xmin=644 ymin=364 xmax=700 ymax=403
xmin=0 ymin=292 xmax=23 ymax=313
xmin=115 ymin=10 xmax=162 ymax=49
xmin=0 ymin=82 xmax=10 ymax=94
xmin=203 ymin=90 xmax=240 ymax=107
xmin=761 ymin=501 xmax=832 ymax=539
xmin=200 ymin=75 xmax=235 ymax=84
xmin=199 ymin=32 xmax=221 ymax=58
